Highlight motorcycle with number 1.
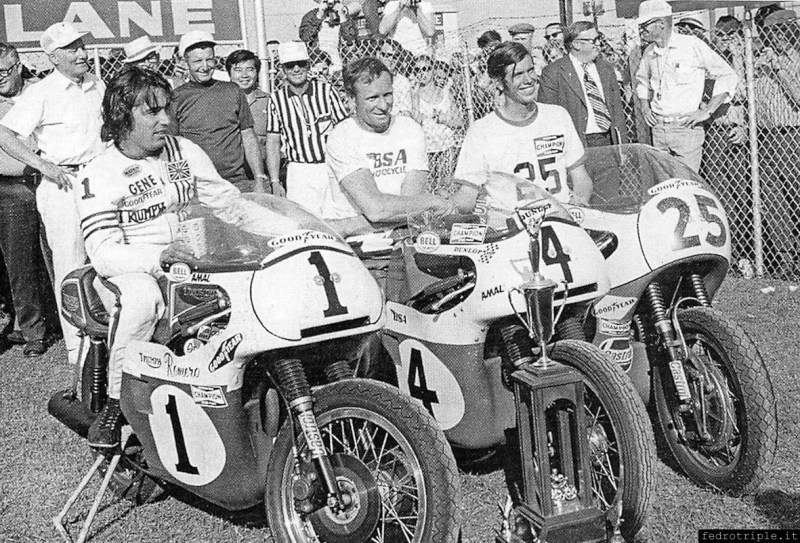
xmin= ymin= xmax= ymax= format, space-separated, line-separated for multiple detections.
xmin=48 ymin=194 xmax=461 ymax=543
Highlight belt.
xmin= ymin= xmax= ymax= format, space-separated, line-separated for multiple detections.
xmin=0 ymin=172 xmax=41 ymax=185
xmin=655 ymin=114 xmax=687 ymax=124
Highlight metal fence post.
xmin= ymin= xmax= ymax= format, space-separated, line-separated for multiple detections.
xmin=461 ymin=41 xmax=476 ymax=124
xmin=93 ymin=47 xmax=101 ymax=80
xmin=744 ymin=11 xmax=764 ymax=277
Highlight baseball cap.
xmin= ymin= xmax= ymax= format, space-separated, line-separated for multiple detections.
xmin=676 ymin=16 xmax=705 ymax=31
xmin=764 ymin=9 xmax=797 ymax=27
xmin=508 ymin=23 xmax=536 ymax=35
xmin=178 ymin=30 xmax=216 ymax=57
xmin=40 ymin=22 xmax=87 ymax=54
xmin=123 ymin=36 xmax=160 ymax=63
xmin=637 ymin=0 xmax=672 ymax=25
xmin=279 ymin=41 xmax=310 ymax=64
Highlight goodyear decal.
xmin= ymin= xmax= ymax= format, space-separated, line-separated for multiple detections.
xmin=208 ymin=333 xmax=243 ymax=372
xmin=647 ymin=178 xmax=702 ymax=196
xmin=593 ymin=295 xmax=637 ymax=319
xmin=268 ymin=230 xmax=337 ymax=248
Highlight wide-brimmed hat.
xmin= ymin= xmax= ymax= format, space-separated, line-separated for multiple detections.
xmin=178 ymin=30 xmax=216 ymax=57
xmin=40 ymin=22 xmax=87 ymax=54
xmin=123 ymin=36 xmax=160 ymax=63
xmin=279 ymin=41 xmax=310 ymax=64
xmin=637 ymin=0 xmax=672 ymax=25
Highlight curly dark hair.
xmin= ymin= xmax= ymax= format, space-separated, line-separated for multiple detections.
xmin=101 ymin=66 xmax=172 ymax=144
xmin=342 ymin=56 xmax=392 ymax=97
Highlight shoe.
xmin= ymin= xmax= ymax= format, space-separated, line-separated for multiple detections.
xmin=23 ymin=339 xmax=47 ymax=358
xmin=5 ymin=330 xmax=26 ymax=345
xmin=87 ymin=399 xmax=124 ymax=449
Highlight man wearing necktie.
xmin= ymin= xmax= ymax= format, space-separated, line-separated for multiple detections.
xmin=538 ymin=20 xmax=628 ymax=148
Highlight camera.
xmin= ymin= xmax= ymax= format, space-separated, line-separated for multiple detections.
xmin=322 ymin=0 xmax=342 ymax=25
xmin=407 ymin=0 xmax=421 ymax=7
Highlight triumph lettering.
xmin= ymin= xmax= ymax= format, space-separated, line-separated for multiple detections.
xmin=140 ymin=352 xmax=162 ymax=369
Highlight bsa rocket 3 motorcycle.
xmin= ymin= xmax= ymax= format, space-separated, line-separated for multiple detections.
xmin=560 ymin=144 xmax=777 ymax=496
xmin=48 ymin=194 xmax=461 ymax=543
xmin=355 ymin=172 xmax=655 ymax=541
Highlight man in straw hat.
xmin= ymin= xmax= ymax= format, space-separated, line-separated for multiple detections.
xmin=635 ymin=0 xmax=738 ymax=172
xmin=0 ymin=22 xmax=106 ymax=367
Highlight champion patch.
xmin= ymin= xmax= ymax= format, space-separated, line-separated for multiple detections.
xmin=166 ymin=160 xmax=192 ymax=183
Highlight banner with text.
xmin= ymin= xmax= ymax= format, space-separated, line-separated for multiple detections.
xmin=0 ymin=0 xmax=242 ymax=47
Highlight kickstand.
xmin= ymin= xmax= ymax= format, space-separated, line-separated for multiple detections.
xmin=53 ymin=427 xmax=132 ymax=543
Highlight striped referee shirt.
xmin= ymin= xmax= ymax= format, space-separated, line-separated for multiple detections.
xmin=266 ymin=79 xmax=348 ymax=164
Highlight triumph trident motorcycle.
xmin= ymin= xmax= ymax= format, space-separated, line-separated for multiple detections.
xmin=49 ymin=194 xmax=461 ymax=543
xmin=559 ymin=144 xmax=777 ymax=497
xmin=355 ymin=172 xmax=655 ymax=541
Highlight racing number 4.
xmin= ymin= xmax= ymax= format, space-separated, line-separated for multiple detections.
xmin=408 ymin=348 xmax=439 ymax=416
xmin=657 ymin=194 xmax=727 ymax=251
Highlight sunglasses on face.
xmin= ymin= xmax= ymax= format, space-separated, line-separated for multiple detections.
xmin=0 ymin=61 xmax=20 ymax=77
xmin=283 ymin=61 xmax=309 ymax=71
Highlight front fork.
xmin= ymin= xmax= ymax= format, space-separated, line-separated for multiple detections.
xmin=272 ymin=358 xmax=348 ymax=515
xmin=646 ymin=274 xmax=712 ymax=436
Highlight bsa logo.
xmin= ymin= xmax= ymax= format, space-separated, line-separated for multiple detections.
xmin=414 ymin=231 xmax=441 ymax=253
xmin=209 ymin=333 xmax=243 ymax=372
xmin=191 ymin=385 xmax=228 ymax=408
xmin=123 ymin=164 xmax=142 ymax=178
xmin=168 ymin=262 xmax=191 ymax=282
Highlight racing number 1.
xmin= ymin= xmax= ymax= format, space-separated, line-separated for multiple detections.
xmin=165 ymin=394 xmax=199 ymax=475
xmin=308 ymin=251 xmax=349 ymax=318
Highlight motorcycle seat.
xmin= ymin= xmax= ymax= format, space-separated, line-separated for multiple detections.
xmin=60 ymin=265 xmax=110 ymax=338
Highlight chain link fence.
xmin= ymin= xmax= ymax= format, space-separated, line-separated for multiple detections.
xmin=14 ymin=13 xmax=800 ymax=280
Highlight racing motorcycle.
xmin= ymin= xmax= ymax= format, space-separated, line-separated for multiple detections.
xmin=48 ymin=193 xmax=461 ymax=543
xmin=354 ymin=171 xmax=656 ymax=541
xmin=559 ymin=143 xmax=777 ymax=497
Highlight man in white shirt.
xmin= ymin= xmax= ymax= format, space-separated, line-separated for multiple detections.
xmin=379 ymin=0 xmax=435 ymax=56
xmin=635 ymin=0 xmax=738 ymax=172
xmin=0 ymin=22 xmax=106 ymax=367
xmin=321 ymin=56 xmax=453 ymax=238
xmin=453 ymin=41 xmax=592 ymax=209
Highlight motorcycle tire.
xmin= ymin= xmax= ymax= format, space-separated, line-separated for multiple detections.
xmin=548 ymin=339 xmax=655 ymax=540
xmin=652 ymin=307 xmax=777 ymax=496
xmin=265 ymin=378 xmax=461 ymax=543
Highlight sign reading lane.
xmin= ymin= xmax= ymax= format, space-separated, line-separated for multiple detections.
xmin=0 ymin=0 xmax=242 ymax=46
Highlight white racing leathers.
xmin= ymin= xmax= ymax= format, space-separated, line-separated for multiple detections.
xmin=76 ymin=136 xmax=240 ymax=399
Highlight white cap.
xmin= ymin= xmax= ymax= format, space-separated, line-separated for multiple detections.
xmin=40 ymin=22 xmax=87 ymax=54
xmin=637 ymin=0 xmax=672 ymax=25
xmin=123 ymin=36 xmax=160 ymax=63
xmin=178 ymin=30 xmax=216 ymax=57
xmin=278 ymin=41 xmax=310 ymax=64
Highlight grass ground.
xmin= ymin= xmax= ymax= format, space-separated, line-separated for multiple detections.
xmin=0 ymin=276 xmax=798 ymax=542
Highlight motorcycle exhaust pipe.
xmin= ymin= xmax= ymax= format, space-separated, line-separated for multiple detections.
xmin=48 ymin=390 xmax=95 ymax=438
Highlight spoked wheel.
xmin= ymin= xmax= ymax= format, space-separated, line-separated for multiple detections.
xmin=549 ymin=340 xmax=655 ymax=540
xmin=652 ymin=307 xmax=777 ymax=496
xmin=266 ymin=379 xmax=461 ymax=543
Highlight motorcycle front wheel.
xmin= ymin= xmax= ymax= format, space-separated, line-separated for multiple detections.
xmin=549 ymin=340 xmax=655 ymax=540
xmin=652 ymin=307 xmax=777 ymax=496
xmin=265 ymin=378 xmax=461 ymax=543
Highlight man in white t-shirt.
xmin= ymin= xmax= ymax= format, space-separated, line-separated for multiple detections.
xmin=322 ymin=56 xmax=453 ymax=237
xmin=379 ymin=0 xmax=435 ymax=56
xmin=453 ymin=41 xmax=592 ymax=209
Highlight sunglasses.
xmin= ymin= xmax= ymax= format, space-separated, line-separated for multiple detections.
xmin=283 ymin=61 xmax=309 ymax=70
xmin=0 ymin=61 xmax=20 ymax=77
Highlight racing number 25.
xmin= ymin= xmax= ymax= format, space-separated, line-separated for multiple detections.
xmin=514 ymin=157 xmax=561 ymax=195
xmin=657 ymin=194 xmax=727 ymax=251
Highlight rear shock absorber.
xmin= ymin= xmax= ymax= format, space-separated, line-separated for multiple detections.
xmin=272 ymin=358 xmax=346 ymax=511
xmin=646 ymin=284 xmax=692 ymax=401
xmin=689 ymin=273 xmax=711 ymax=306
xmin=324 ymin=360 xmax=354 ymax=382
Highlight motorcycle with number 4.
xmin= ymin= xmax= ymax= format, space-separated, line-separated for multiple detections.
xmin=560 ymin=144 xmax=777 ymax=496
xmin=48 ymin=193 xmax=461 ymax=543
xmin=354 ymin=171 xmax=656 ymax=542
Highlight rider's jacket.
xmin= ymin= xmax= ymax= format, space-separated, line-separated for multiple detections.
xmin=76 ymin=136 xmax=239 ymax=278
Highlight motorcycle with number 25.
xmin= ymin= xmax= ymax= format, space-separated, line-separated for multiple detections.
xmin=48 ymin=194 xmax=461 ymax=543
xmin=562 ymin=144 xmax=778 ymax=496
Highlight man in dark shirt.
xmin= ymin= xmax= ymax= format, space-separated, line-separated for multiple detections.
xmin=168 ymin=31 xmax=269 ymax=193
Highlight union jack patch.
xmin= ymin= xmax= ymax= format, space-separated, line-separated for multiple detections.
xmin=166 ymin=160 xmax=192 ymax=183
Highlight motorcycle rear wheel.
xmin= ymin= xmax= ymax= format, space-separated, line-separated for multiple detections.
xmin=549 ymin=340 xmax=655 ymax=540
xmin=652 ymin=307 xmax=777 ymax=496
xmin=265 ymin=378 xmax=461 ymax=543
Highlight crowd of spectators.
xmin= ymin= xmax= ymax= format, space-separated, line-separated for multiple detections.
xmin=1 ymin=0 xmax=800 ymax=363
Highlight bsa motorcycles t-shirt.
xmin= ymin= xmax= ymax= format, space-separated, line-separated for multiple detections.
xmin=454 ymin=103 xmax=585 ymax=204
xmin=322 ymin=116 xmax=428 ymax=219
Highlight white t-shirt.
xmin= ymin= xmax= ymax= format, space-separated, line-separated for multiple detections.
xmin=322 ymin=115 xmax=428 ymax=219
xmin=382 ymin=1 xmax=434 ymax=55
xmin=454 ymin=104 xmax=585 ymax=203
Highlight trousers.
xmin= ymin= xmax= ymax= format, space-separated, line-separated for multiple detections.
xmin=95 ymin=273 xmax=166 ymax=398
xmin=37 ymin=179 xmax=88 ymax=365
xmin=651 ymin=122 xmax=705 ymax=173
xmin=0 ymin=179 xmax=46 ymax=342
xmin=286 ymin=162 xmax=333 ymax=218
